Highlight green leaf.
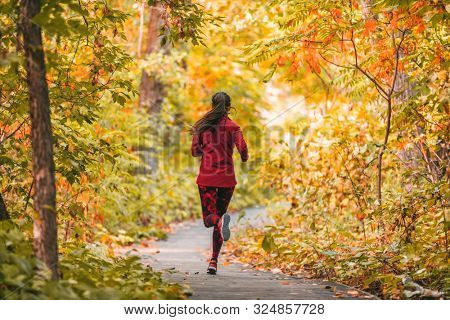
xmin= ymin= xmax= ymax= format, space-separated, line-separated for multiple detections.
xmin=261 ymin=233 xmax=277 ymax=253
xmin=263 ymin=64 xmax=277 ymax=83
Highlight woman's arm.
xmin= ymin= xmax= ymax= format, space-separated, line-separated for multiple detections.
xmin=234 ymin=128 xmax=248 ymax=162
xmin=191 ymin=133 xmax=203 ymax=157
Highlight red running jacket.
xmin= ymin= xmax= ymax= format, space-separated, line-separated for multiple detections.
xmin=191 ymin=116 xmax=248 ymax=187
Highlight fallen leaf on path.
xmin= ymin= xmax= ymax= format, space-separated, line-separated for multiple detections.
xmin=140 ymin=241 xmax=150 ymax=247
xmin=271 ymin=268 xmax=282 ymax=274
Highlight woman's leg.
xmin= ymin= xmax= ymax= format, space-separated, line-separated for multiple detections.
xmin=211 ymin=186 xmax=235 ymax=260
xmin=198 ymin=185 xmax=220 ymax=228
xmin=217 ymin=186 xmax=235 ymax=217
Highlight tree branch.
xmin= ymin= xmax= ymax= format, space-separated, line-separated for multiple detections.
xmin=0 ymin=119 xmax=28 ymax=145
xmin=389 ymin=30 xmax=406 ymax=97
xmin=349 ymin=35 xmax=389 ymax=98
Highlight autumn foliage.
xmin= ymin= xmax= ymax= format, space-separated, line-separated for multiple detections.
xmin=230 ymin=0 xmax=448 ymax=299
xmin=0 ymin=0 xmax=448 ymax=299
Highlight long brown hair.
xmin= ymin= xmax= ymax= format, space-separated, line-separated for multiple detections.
xmin=191 ymin=92 xmax=231 ymax=135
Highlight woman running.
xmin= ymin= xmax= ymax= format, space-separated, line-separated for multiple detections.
xmin=191 ymin=92 xmax=248 ymax=275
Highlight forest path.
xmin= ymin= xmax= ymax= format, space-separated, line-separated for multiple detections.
xmin=120 ymin=207 xmax=375 ymax=300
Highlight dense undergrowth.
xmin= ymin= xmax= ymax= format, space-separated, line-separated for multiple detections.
xmin=0 ymin=223 xmax=187 ymax=299
xmin=229 ymin=102 xmax=448 ymax=300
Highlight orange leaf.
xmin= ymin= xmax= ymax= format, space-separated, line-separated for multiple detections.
xmin=390 ymin=11 xmax=398 ymax=29
xmin=415 ymin=22 xmax=425 ymax=34
xmin=289 ymin=62 xmax=299 ymax=74
xmin=276 ymin=55 xmax=287 ymax=67
xmin=363 ymin=19 xmax=377 ymax=37
xmin=356 ymin=212 xmax=366 ymax=221
xmin=331 ymin=8 xmax=342 ymax=19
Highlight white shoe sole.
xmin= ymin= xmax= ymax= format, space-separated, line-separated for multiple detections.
xmin=221 ymin=214 xmax=231 ymax=241
xmin=207 ymin=266 xmax=217 ymax=275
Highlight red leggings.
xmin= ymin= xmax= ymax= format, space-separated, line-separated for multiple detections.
xmin=198 ymin=185 xmax=235 ymax=260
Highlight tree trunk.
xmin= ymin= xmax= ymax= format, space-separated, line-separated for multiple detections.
xmin=137 ymin=0 xmax=146 ymax=58
xmin=138 ymin=1 xmax=167 ymax=175
xmin=21 ymin=0 xmax=59 ymax=280
xmin=0 ymin=192 xmax=10 ymax=221
xmin=138 ymin=2 xmax=165 ymax=114
xmin=360 ymin=0 xmax=373 ymax=19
